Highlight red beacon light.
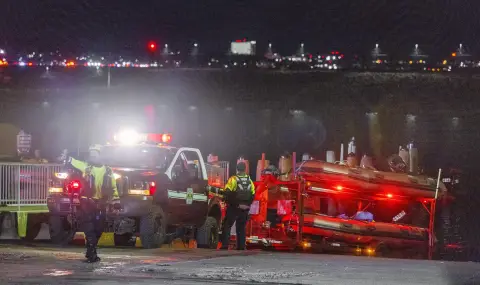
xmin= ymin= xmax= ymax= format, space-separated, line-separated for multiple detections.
xmin=143 ymin=133 xmax=172 ymax=144
xmin=113 ymin=130 xmax=172 ymax=145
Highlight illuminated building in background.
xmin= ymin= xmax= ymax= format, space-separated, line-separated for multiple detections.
xmin=230 ymin=39 xmax=256 ymax=56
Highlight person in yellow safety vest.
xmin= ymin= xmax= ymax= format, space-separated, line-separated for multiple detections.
xmin=220 ymin=162 xmax=255 ymax=250
xmin=64 ymin=144 xmax=119 ymax=263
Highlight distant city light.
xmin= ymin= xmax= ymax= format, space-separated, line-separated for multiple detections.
xmin=452 ymin=117 xmax=460 ymax=128
xmin=0 ymin=49 xmax=4 ymax=54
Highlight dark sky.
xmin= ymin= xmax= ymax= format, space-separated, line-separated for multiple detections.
xmin=1 ymin=0 xmax=480 ymax=57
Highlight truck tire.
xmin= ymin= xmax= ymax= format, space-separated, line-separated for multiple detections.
xmin=139 ymin=208 xmax=166 ymax=249
xmin=196 ymin=216 xmax=219 ymax=249
xmin=49 ymin=215 xmax=75 ymax=245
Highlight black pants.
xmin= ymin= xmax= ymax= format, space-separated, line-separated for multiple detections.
xmin=221 ymin=205 xmax=249 ymax=249
xmin=80 ymin=199 xmax=105 ymax=247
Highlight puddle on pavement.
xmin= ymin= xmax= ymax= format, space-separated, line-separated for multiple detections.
xmin=43 ymin=269 xmax=74 ymax=276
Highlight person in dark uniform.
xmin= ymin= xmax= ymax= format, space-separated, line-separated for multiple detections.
xmin=220 ymin=162 xmax=255 ymax=250
xmin=63 ymin=145 xmax=119 ymax=262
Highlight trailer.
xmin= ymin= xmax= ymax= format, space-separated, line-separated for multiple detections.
xmin=244 ymin=152 xmax=447 ymax=259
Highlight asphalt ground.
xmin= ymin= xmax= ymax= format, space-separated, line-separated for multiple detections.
xmin=0 ymin=242 xmax=479 ymax=285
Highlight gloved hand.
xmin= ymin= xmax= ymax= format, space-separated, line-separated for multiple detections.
xmin=57 ymin=149 xmax=69 ymax=162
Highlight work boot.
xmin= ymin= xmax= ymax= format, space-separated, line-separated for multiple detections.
xmin=85 ymin=244 xmax=101 ymax=263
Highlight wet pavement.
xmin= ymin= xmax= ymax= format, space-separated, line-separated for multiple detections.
xmin=0 ymin=243 xmax=479 ymax=284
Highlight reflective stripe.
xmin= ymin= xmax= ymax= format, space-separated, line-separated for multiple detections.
xmin=167 ymin=190 xmax=208 ymax=202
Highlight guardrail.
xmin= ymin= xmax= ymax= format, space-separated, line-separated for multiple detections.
xmin=0 ymin=163 xmax=62 ymax=206
xmin=206 ymin=161 xmax=229 ymax=188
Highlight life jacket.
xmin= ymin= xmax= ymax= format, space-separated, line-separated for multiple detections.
xmin=234 ymin=175 xmax=253 ymax=203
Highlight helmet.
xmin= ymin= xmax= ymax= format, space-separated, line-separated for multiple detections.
xmin=89 ymin=144 xmax=102 ymax=152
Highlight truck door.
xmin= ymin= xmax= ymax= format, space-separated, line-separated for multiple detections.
xmin=168 ymin=150 xmax=209 ymax=225
xmin=182 ymin=150 xmax=209 ymax=226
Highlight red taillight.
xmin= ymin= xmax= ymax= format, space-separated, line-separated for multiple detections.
xmin=68 ymin=180 xmax=82 ymax=192
xmin=335 ymin=185 xmax=343 ymax=191
xmin=149 ymin=181 xmax=156 ymax=196
xmin=386 ymin=193 xmax=393 ymax=198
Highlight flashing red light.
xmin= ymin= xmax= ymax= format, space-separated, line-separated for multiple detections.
xmin=148 ymin=41 xmax=157 ymax=52
xmin=68 ymin=180 xmax=82 ymax=192
xmin=143 ymin=133 xmax=172 ymax=144
xmin=235 ymin=39 xmax=242 ymax=43
xmin=161 ymin=133 xmax=172 ymax=143
xmin=335 ymin=185 xmax=343 ymax=191
xmin=386 ymin=193 xmax=393 ymax=198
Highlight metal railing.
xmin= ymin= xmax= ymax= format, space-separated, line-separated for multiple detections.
xmin=0 ymin=163 xmax=62 ymax=206
xmin=205 ymin=161 xmax=229 ymax=188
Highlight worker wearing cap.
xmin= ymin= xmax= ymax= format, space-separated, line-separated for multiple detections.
xmin=220 ymin=161 xmax=255 ymax=250
xmin=62 ymin=144 xmax=119 ymax=263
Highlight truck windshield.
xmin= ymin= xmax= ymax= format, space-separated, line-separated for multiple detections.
xmin=101 ymin=146 xmax=173 ymax=169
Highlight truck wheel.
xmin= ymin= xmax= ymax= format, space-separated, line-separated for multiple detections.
xmin=140 ymin=209 xmax=166 ymax=249
xmin=196 ymin=216 xmax=219 ymax=249
xmin=49 ymin=215 xmax=75 ymax=245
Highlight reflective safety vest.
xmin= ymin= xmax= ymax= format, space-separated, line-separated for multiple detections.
xmin=84 ymin=165 xmax=114 ymax=199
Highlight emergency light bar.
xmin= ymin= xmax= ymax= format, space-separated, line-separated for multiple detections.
xmin=113 ymin=129 xmax=172 ymax=145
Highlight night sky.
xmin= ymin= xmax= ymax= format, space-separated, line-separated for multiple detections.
xmin=2 ymin=0 xmax=480 ymax=57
